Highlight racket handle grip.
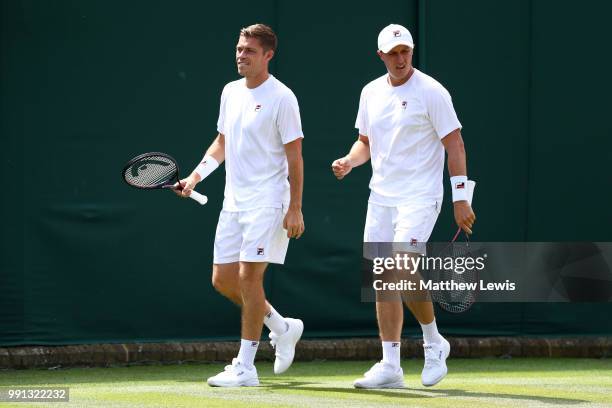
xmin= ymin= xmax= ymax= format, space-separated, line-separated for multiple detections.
xmin=189 ymin=190 xmax=208 ymax=205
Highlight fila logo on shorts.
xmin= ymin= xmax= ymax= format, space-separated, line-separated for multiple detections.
xmin=257 ymin=247 xmax=265 ymax=255
xmin=254 ymin=104 xmax=262 ymax=112
xmin=393 ymin=30 xmax=401 ymax=37
xmin=410 ymin=238 xmax=418 ymax=246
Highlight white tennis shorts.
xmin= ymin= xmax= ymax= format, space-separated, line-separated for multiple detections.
xmin=363 ymin=202 xmax=440 ymax=254
xmin=213 ymin=207 xmax=289 ymax=264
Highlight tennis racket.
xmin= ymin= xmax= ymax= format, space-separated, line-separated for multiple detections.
xmin=431 ymin=180 xmax=477 ymax=313
xmin=122 ymin=152 xmax=208 ymax=205
xmin=431 ymin=231 xmax=478 ymax=313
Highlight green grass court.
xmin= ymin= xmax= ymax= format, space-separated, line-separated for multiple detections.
xmin=1 ymin=358 xmax=611 ymax=407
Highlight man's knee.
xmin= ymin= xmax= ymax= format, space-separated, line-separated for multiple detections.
xmin=212 ymin=268 xmax=237 ymax=295
xmin=238 ymin=271 xmax=264 ymax=287
xmin=238 ymin=263 xmax=266 ymax=289
xmin=211 ymin=272 xmax=225 ymax=293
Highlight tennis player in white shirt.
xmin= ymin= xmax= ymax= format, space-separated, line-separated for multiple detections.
xmin=332 ymin=24 xmax=476 ymax=389
xmin=176 ymin=23 xmax=305 ymax=387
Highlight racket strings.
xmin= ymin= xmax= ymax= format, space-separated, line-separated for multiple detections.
xmin=432 ymin=238 xmax=478 ymax=313
xmin=124 ymin=155 xmax=178 ymax=188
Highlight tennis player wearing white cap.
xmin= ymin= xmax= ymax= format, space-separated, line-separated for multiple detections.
xmin=332 ymin=23 xmax=476 ymax=389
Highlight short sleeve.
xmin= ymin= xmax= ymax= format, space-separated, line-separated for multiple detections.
xmin=216 ymin=85 xmax=228 ymax=134
xmin=276 ymin=91 xmax=303 ymax=144
xmin=355 ymin=88 xmax=369 ymax=136
xmin=424 ymin=85 xmax=462 ymax=139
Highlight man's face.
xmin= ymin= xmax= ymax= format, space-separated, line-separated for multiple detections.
xmin=378 ymin=45 xmax=413 ymax=81
xmin=236 ymin=35 xmax=273 ymax=77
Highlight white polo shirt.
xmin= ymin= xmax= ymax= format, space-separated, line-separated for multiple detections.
xmin=355 ymin=68 xmax=462 ymax=207
xmin=217 ymin=75 xmax=303 ymax=211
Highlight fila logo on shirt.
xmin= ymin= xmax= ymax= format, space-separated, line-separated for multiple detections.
xmin=393 ymin=30 xmax=401 ymax=37
xmin=254 ymin=104 xmax=262 ymax=112
xmin=401 ymin=101 xmax=407 ymax=109
xmin=257 ymin=247 xmax=265 ymax=255
xmin=455 ymin=182 xmax=465 ymax=189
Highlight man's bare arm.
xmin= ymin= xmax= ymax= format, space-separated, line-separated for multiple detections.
xmin=283 ymin=138 xmax=305 ymax=239
xmin=441 ymin=129 xmax=476 ymax=234
xmin=331 ymin=134 xmax=370 ymax=179
xmin=175 ymin=133 xmax=225 ymax=197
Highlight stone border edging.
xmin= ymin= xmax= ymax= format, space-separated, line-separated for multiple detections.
xmin=1 ymin=337 xmax=610 ymax=369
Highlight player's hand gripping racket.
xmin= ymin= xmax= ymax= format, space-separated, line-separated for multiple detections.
xmin=122 ymin=152 xmax=208 ymax=205
xmin=451 ymin=180 xmax=476 ymax=243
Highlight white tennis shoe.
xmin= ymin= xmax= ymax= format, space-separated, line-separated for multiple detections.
xmin=269 ymin=318 xmax=304 ymax=374
xmin=353 ymin=361 xmax=405 ymax=389
xmin=421 ymin=337 xmax=450 ymax=386
xmin=207 ymin=358 xmax=259 ymax=387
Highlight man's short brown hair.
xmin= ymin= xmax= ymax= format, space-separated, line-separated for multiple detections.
xmin=240 ymin=23 xmax=277 ymax=52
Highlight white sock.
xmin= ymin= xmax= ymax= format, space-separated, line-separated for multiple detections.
xmin=264 ymin=305 xmax=289 ymax=335
xmin=381 ymin=341 xmax=401 ymax=368
xmin=237 ymin=339 xmax=259 ymax=370
xmin=420 ymin=319 xmax=443 ymax=344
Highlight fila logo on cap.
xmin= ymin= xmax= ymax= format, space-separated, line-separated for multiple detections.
xmin=393 ymin=30 xmax=401 ymax=37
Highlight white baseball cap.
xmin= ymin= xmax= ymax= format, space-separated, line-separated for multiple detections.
xmin=377 ymin=24 xmax=414 ymax=53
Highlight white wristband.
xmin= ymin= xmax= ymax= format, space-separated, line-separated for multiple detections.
xmin=194 ymin=155 xmax=219 ymax=181
xmin=450 ymin=175 xmax=469 ymax=202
